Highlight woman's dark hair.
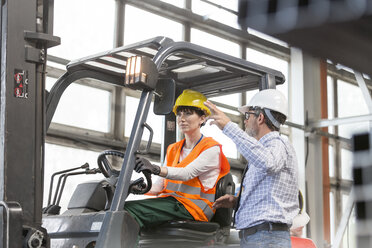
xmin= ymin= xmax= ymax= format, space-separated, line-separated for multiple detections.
xmin=176 ymin=106 xmax=206 ymax=126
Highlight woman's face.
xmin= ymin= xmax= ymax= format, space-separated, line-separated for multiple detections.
xmin=176 ymin=110 xmax=205 ymax=135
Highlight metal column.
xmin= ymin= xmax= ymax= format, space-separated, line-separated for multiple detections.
xmin=290 ymin=48 xmax=325 ymax=247
xmin=0 ymin=0 xmax=59 ymax=246
xmin=289 ymin=47 xmax=306 ymax=208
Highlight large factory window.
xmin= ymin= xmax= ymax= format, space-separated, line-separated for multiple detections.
xmin=192 ymin=0 xmax=239 ymax=29
xmin=191 ymin=28 xmax=240 ymax=57
xmin=44 ymin=144 xmax=102 ymax=212
xmin=51 ymin=83 xmax=111 ymax=133
xmin=124 ymin=5 xmax=183 ymax=45
xmin=337 ymin=80 xmax=369 ymax=139
xmin=124 ymin=96 xmax=163 ymax=144
xmin=49 ymin=0 xmax=115 ymax=60
xmin=246 ymin=48 xmax=289 ymax=100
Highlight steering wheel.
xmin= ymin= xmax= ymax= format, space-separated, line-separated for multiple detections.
xmin=97 ymin=150 xmax=152 ymax=194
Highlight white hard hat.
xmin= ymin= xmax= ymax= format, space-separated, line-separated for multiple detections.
xmin=291 ymin=212 xmax=310 ymax=230
xmin=238 ymin=89 xmax=288 ymax=127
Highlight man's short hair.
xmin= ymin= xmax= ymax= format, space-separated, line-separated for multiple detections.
xmin=249 ymin=106 xmax=286 ymax=131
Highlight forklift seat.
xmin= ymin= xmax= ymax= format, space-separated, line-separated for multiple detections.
xmin=140 ymin=173 xmax=235 ymax=246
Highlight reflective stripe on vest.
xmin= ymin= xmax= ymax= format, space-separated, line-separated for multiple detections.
xmin=159 ymin=192 xmax=214 ymax=220
xmin=165 ymin=182 xmax=215 ymax=202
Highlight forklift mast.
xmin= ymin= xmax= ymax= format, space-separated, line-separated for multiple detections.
xmin=1 ymin=1 xmax=285 ymax=247
xmin=0 ymin=0 xmax=59 ymax=247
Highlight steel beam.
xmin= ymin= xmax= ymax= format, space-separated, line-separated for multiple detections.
xmin=289 ymin=47 xmax=307 ymax=233
xmin=309 ymin=114 xmax=372 ymax=129
xmin=332 ymin=189 xmax=354 ymax=248
xmin=355 ymin=71 xmax=372 ymax=113
xmin=304 ymin=52 xmax=325 ymax=247
xmin=327 ymin=64 xmax=372 ymax=91
xmin=114 ymin=0 xmax=125 ymax=47
xmin=1 ymin=0 xmax=59 ymax=246
xmin=320 ymin=59 xmax=331 ymax=244
xmin=0 ymin=0 xmax=42 ymax=226
xmin=290 ymin=48 xmax=325 ymax=247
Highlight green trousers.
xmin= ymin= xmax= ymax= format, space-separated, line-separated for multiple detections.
xmin=124 ymin=196 xmax=194 ymax=229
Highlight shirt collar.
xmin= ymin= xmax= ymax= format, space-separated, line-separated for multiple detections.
xmin=259 ymin=131 xmax=279 ymax=144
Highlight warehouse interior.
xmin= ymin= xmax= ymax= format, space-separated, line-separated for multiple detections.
xmin=1 ymin=0 xmax=371 ymax=247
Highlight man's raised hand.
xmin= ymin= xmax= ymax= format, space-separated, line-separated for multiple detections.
xmin=204 ymin=100 xmax=231 ymax=130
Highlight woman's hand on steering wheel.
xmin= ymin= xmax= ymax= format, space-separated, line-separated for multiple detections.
xmin=97 ymin=150 xmax=153 ymax=194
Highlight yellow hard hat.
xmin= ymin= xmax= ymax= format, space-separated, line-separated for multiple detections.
xmin=173 ymin=89 xmax=211 ymax=116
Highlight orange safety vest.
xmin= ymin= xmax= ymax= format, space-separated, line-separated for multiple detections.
xmin=158 ymin=137 xmax=230 ymax=222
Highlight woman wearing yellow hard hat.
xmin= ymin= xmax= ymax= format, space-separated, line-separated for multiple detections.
xmin=125 ymin=89 xmax=230 ymax=229
xmin=172 ymin=89 xmax=211 ymax=118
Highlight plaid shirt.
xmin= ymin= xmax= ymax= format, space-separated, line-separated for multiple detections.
xmin=223 ymin=122 xmax=299 ymax=230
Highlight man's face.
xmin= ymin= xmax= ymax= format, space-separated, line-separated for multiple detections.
xmin=244 ymin=110 xmax=259 ymax=138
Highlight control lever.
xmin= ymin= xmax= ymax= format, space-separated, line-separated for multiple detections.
xmin=47 ymin=163 xmax=89 ymax=206
xmin=43 ymin=167 xmax=101 ymax=215
xmin=55 ymin=168 xmax=101 ymax=206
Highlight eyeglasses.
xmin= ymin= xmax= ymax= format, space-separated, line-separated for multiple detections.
xmin=244 ymin=111 xmax=258 ymax=120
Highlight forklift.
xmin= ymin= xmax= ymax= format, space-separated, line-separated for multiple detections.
xmin=0 ymin=1 xmax=285 ymax=245
xmin=40 ymin=36 xmax=285 ymax=247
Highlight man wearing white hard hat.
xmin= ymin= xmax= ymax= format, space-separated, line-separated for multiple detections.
xmin=204 ymin=89 xmax=299 ymax=248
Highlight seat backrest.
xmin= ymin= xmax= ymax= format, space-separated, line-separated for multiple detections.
xmin=210 ymin=173 xmax=235 ymax=227
xmin=67 ymin=180 xmax=108 ymax=212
